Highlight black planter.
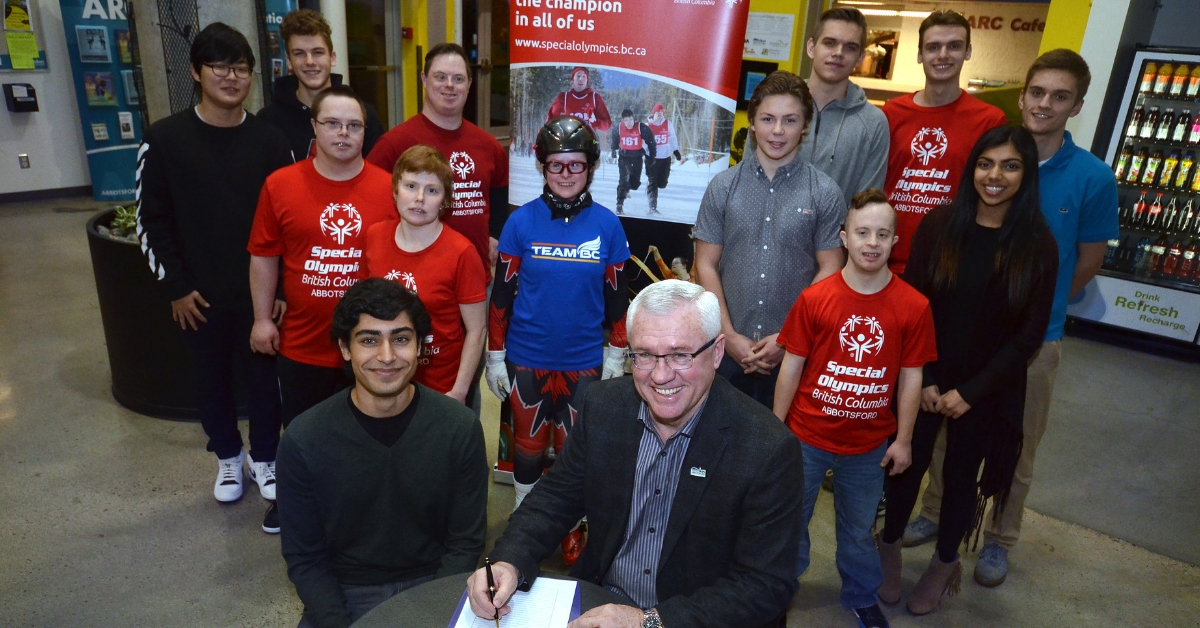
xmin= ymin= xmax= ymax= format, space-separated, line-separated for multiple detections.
xmin=87 ymin=210 xmax=230 ymax=421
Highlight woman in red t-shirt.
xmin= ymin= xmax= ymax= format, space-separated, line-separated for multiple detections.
xmin=879 ymin=126 xmax=1059 ymax=615
xmin=362 ymin=145 xmax=488 ymax=404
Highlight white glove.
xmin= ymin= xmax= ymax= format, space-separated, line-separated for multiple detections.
xmin=602 ymin=345 xmax=629 ymax=380
xmin=485 ymin=350 xmax=511 ymax=400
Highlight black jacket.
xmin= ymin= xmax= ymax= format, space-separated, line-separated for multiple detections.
xmin=489 ymin=376 xmax=804 ymax=628
xmin=135 ymin=108 xmax=293 ymax=304
xmin=258 ymin=74 xmax=386 ymax=161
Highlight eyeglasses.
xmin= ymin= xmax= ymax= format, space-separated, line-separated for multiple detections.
xmin=315 ymin=119 xmax=366 ymax=134
xmin=204 ymin=63 xmax=252 ymax=79
xmin=631 ymin=336 xmax=718 ymax=371
xmin=545 ymin=161 xmax=588 ymax=174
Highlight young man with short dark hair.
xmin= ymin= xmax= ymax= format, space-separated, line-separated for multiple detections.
xmin=881 ymin=9 xmax=1008 ymax=275
xmin=774 ymin=191 xmax=936 ymax=628
xmin=799 ymin=7 xmax=889 ymax=205
xmin=258 ymin=9 xmax=385 ymax=160
xmin=135 ymin=22 xmax=293 ymax=520
xmin=905 ymin=49 xmax=1119 ymax=589
xmin=248 ymin=85 xmax=395 ymax=532
xmin=610 ymin=107 xmax=654 ymax=215
xmin=278 ymin=278 xmax=488 ymax=628
xmin=694 ymin=71 xmax=847 ymax=408
xmin=367 ymin=43 xmax=509 ymax=278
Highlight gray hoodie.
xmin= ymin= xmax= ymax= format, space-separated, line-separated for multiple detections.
xmin=797 ymin=81 xmax=889 ymax=206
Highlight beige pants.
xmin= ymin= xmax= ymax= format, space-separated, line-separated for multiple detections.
xmin=917 ymin=340 xmax=1061 ymax=549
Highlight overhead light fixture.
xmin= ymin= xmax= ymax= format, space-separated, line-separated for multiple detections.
xmin=858 ymin=9 xmax=930 ymax=17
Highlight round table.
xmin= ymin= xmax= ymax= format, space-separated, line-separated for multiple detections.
xmin=351 ymin=573 xmax=628 ymax=627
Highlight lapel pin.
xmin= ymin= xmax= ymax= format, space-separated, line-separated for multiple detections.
xmin=690 ymin=467 xmax=706 ymax=478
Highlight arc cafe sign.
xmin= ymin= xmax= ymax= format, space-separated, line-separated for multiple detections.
xmin=964 ymin=14 xmax=1047 ymax=33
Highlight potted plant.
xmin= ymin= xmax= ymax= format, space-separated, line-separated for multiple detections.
xmin=87 ymin=205 xmax=203 ymax=420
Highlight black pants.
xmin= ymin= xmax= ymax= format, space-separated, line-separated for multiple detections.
xmin=882 ymin=409 xmax=987 ymax=563
xmin=616 ymin=153 xmax=644 ymax=201
xmin=278 ymin=354 xmax=353 ymax=427
xmin=178 ymin=304 xmax=281 ymax=462
xmin=647 ymin=156 xmax=672 ymax=189
xmin=717 ymin=354 xmax=778 ymax=409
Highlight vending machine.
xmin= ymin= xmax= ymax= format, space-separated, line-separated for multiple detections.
xmin=1068 ymin=48 xmax=1200 ymax=345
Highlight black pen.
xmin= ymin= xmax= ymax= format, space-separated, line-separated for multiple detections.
xmin=484 ymin=558 xmax=501 ymax=628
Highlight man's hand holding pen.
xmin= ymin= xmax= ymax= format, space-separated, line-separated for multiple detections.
xmin=467 ymin=561 xmax=520 ymax=620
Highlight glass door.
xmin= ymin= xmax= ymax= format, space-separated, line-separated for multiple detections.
xmin=345 ymin=0 xmax=402 ymax=128
xmin=463 ymin=0 xmax=510 ymax=139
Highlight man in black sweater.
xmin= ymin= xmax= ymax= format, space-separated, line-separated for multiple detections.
xmin=257 ymin=9 xmax=384 ymax=160
xmin=277 ymin=279 xmax=489 ymax=628
xmin=135 ymin=23 xmax=293 ymax=523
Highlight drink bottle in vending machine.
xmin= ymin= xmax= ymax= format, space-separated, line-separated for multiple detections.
xmin=1140 ymin=62 xmax=1157 ymax=93
xmin=1161 ymin=150 xmax=1181 ymax=187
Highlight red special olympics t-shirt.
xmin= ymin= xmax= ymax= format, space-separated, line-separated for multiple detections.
xmin=362 ymin=221 xmax=488 ymax=394
xmin=778 ymin=273 xmax=938 ymax=455
xmin=248 ymin=160 xmax=396 ymax=368
xmin=366 ymin=114 xmax=509 ymax=278
xmin=882 ymin=92 xmax=1008 ymax=275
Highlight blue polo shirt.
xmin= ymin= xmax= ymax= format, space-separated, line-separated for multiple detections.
xmin=1038 ymin=131 xmax=1119 ymax=341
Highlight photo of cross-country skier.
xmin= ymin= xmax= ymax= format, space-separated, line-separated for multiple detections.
xmin=511 ymin=65 xmax=735 ymax=224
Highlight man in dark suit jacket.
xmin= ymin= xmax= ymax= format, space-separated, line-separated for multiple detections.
xmin=467 ymin=280 xmax=805 ymax=628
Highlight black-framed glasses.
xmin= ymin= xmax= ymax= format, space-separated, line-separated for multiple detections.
xmin=204 ymin=63 xmax=252 ymax=79
xmin=315 ymin=119 xmax=366 ymax=134
xmin=631 ymin=336 xmax=718 ymax=371
xmin=545 ymin=161 xmax=588 ymax=174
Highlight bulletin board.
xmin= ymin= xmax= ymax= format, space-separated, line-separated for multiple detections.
xmin=2 ymin=0 xmax=49 ymax=71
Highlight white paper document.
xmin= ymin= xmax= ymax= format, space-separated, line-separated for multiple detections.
xmin=451 ymin=578 xmax=578 ymax=628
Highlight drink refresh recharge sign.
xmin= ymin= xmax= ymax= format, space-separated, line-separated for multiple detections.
xmin=1068 ymin=275 xmax=1200 ymax=342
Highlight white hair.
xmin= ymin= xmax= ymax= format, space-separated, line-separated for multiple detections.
xmin=626 ymin=279 xmax=721 ymax=340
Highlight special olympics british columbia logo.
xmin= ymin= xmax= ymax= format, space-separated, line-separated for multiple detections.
xmin=449 ymin=151 xmax=476 ymax=179
xmin=319 ymin=203 xmax=362 ymax=245
xmin=910 ymin=127 xmax=948 ymax=166
xmin=839 ymin=315 xmax=885 ymax=362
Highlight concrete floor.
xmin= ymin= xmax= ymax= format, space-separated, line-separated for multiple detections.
xmin=1 ymin=198 xmax=1198 ymax=627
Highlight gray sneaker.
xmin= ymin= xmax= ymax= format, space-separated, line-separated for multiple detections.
xmin=974 ymin=543 xmax=1009 ymax=587
xmin=901 ymin=516 xmax=938 ymax=547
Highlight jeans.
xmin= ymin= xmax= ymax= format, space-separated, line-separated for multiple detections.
xmin=796 ymin=440 xmax=887 ymax=610
xmin=178 ymin=304 xmax=281 ymax=462
xmin=717 ymin=355 xmax=779 ymax=409
xmin=295 ymin=574 xmax=435 ymax=627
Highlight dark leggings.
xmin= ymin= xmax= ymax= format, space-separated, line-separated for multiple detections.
xmin=883 ymin=408 xmax=987 ymax=563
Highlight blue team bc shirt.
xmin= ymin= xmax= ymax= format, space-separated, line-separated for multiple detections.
xmin=500 ymin=198 xmax=631 ymax=371
xmin=1038 ymin=131 xmax=1119 ymax=342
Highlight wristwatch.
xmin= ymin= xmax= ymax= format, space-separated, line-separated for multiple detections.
xmin=642 ymin=608 xmax=663 ymax=628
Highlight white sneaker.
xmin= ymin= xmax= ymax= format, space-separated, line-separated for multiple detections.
xmin=246 ymin=453 xmax=276 ymax=501
xmin=213 ymin=451 xmax=245 ymax=502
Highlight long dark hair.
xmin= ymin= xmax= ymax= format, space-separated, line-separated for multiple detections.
xmin=923 ymin=125 xmax=1047 ymax=312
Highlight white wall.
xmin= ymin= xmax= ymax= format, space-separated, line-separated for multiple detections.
xmin=0 ymin=0 xmax=90 ymax=195
xmin=1067 ymin=0 xmax=1135 ymax=151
